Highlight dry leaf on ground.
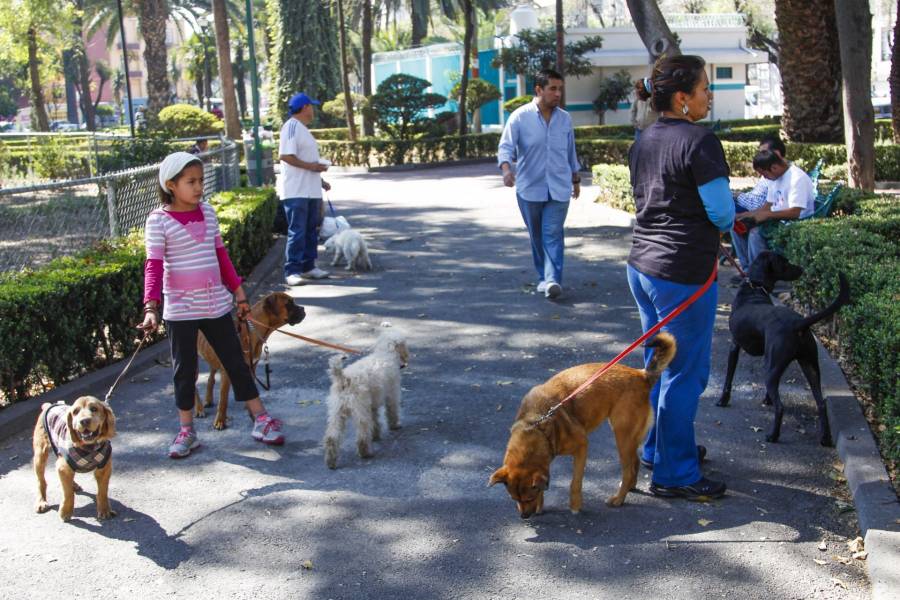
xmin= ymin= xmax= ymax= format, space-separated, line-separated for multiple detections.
xmin=847 ymin=536 xmax=864 ymax=553
xmin=697 ymin=519 xmax=713 ymax=527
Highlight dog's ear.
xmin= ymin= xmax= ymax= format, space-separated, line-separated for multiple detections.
xmin=488 ymin=466 xmax=508 ymax=487
xmin=264 ymin=294 xmax=279 ymax=316
xmin=66 ymin=407 xmax=83 ymax=445
xmin=531 ymin=473 xmax=549 ymax=491
xmin=99 ymin=401 xmax=117 ymax=440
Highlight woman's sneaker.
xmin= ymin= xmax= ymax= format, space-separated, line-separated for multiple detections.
xmin=252 ymin=413 xmax=285 ymax=445
xmin=640 ymin=445 xmax=707 ymax=470
xmin=168 ymin=427 xmax=200 ymax=459
xmin=649 ymin=476 xmax=726 ymax=500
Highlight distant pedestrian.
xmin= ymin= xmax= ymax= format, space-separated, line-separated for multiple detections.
xmin=631 ymin=77 xmax=658 ymax=141
xmin=188 ymin=138 xmax=209 ymax=155
xmin=140 ymin=152 xmax=286 ymax=459
xmin=497 ymin=68 xmax=581 ymax=300
xmin=628 ymin=55 xmax=734 ymax=500
xmin=277 ymin=92 xmax=332 ymax=285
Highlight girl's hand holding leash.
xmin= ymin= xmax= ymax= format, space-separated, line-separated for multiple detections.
xmin=139 ymin=301 xmax=159 ymax=333
xmin=234 ymin=289 xmax=251 ymax=321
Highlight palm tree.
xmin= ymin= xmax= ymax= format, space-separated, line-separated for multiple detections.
xmin=774 ymin=0 xmax=843 ymax=142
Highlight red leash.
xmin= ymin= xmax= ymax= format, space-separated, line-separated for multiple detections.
xmin=718 ymin=241 xmax=748 ymax=279
xmin=534 ymin=261 xmax=718 ymax=424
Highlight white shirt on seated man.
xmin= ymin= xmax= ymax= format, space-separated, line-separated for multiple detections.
xmin=732 ymin=149 xmax=815 ymax=271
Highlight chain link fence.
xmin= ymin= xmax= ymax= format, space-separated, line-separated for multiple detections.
xmin=0 ymin=139 xmax=241 ymax=273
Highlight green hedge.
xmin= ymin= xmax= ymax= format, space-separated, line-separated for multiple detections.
xmin=309 ymin=127 xmax=350 ymax=140
xmin=0 ymin=186 xmax=277 ymax=405
xmin=580 ymin=139 xmax=900 ymax=180
xmin=591 ymin=164 xmax=633 ymax=212
xmin=770 ymin=195 xmax=900 ymax=461
xmin=319 ymin=133 xmax=502 ymax=166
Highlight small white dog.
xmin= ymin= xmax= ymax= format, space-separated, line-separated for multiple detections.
xmin=324 ymin=228 xmax=372 ymax=271
xmin=323 ymin=331 xmax=409 ymax=469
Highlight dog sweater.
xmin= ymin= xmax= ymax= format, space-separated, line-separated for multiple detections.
xmin=42 ymin=402 xmax=111 ymax=473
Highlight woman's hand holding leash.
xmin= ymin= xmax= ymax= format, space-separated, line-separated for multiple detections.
xmin=234 ymin=287 xmax=251 ymax=321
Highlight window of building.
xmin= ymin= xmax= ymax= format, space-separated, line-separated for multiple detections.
xmin=715 ymin=66 xmax=733 ymax=80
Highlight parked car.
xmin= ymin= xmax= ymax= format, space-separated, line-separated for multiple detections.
xmin=49 ymin=120 xmax=79 ymax=132
xmin=873 ymin=97 xmax=891 ymax=120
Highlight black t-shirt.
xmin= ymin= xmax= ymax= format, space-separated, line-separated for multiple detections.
xmin=627 ymin=117 xmax=729 ymax=285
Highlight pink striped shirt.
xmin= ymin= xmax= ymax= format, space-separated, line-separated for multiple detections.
xmin=143 ymin=202 xmax=235 ymax=321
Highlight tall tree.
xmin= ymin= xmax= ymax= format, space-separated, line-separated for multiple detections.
xmin=234 ymin=39 xmax=247 ymax=118
xmin=555 ymin=0 xmax=564 ymax=104
xmin=336 ymin=0 xmax=357 ymax=140
xmin=71 ymin=0 xmax=97 ymax=130
xmin=266 ymin=0 xmax=341 ymax=124
xmin=891 ymin=0 xmax=900 ymax=142
xmin=492 ymin=28 xmax=604 ymax=79
xmin=361 ymin=0 xmax=374 ymax=135
xmin=212 ymin=0 xmax=242 ymax=139
xmin=26 ymin=24 xmax=50 ymax=131
xmin=834 ymin=0 xmax=875 ymax=190
xmin=774 ymin=0 xmax=843 ymax=142
xmin=458 ymin=0 xmax=475 ymax=138
xmin=93 ymin=60 xmax=112 ymax=113
xmin=136 ymin=0 xmax=170 ymax=125
xmin=625 ymin=0 xmax=680 ymax=59
xmin=410 ymin=0 xmax=428 ymax=46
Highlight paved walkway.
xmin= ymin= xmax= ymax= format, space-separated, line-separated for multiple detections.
xmin=0 ymin=163 xmax=869 ymax=599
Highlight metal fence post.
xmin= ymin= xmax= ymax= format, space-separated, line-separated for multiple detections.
xmin=106 ymin=178 xmax=120 ymax=238
xmin=219 ymin=135 xmax=227 ymax=192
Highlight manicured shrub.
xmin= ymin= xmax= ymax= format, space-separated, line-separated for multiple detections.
xmin=503 ymin=95 xmax=533 ymax=113
xmin=591 ymin=164 xmax=633 ymax=212
xmin=157 ymin=104 xmax=224 ymax=138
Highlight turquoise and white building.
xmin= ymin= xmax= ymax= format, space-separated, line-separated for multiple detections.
xmin=372 ymin=11 xmax=770 ymax=128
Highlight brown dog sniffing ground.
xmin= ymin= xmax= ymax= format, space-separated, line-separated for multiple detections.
xmin=489 ymin=332 xmax=676 ymax=518
xmin=195 ymin=291 xmax=305 ymax=429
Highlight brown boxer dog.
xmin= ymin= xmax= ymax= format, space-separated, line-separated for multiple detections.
xmin=195 ymin=292 xmax=305 ymax=429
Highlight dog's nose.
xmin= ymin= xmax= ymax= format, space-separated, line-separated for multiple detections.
xmin=520 ymin=511 xmax=532 ymax=519
xmin=79 ymin=418 xmax=92 ymax=427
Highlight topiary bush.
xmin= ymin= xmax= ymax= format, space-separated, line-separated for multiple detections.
xmin=369 ymin=74 xmax=447 ymax=141
xmin=157 ymin=104 xmax=225 ymax=138
xmin=503 ymin=95 xmax=533 ymax=113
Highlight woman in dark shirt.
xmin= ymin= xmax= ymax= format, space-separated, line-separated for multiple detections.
xmin=628 ymin=56 xmax=734 ymax=500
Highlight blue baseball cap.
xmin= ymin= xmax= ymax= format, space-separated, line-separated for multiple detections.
xmin=288 ymin=92 xmax=320 ymax=114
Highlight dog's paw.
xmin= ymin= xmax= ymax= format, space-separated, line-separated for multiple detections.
xmin=762 ymin=396 xmax=773 ymax=406
xmin=213 ymin=418 xmax=227 ymax=431
xmin=35 ymin=501 xmax=50 ymax=514
xmin=605 ymin=495 xmax=625 ymax=508
xmin=765 ymin=433 xmax=780 ymax=443
xmin=58 ymin=509 xmax=73 ymax=522
xmin=389 ymin=423 xmax=402 ymax=431
xmin=96 ymin=507 xmax=117 ymax=520
xmin=194 ymin=408 xmax=207 ymax=418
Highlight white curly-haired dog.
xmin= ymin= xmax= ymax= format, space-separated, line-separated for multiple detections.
xmin=323 ymin=331 xmax=409 ymax=469
xmin=324 ymin=228 xmax=372 ymax=271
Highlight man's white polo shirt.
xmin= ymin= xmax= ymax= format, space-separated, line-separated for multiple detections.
xmin=277 ymin=117 xmax=322 ymax=199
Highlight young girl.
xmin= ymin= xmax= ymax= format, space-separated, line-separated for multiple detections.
xmin=140 ymin=152 xmax=285 ymax=458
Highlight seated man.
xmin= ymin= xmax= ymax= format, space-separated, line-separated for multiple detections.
xmin=732 ymin=148 xmax=815 ymax=271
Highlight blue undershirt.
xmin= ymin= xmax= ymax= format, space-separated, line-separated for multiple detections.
xmin=698 ymin=177 xmax=736 ymax=232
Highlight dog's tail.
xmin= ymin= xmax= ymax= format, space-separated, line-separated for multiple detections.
xmin=643 ymin=331 xmax=677 ymax=386
xmin=794 ymin=272 xmax=850 ymax=332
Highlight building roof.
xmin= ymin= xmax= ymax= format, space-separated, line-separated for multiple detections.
xmin=585 ymin=46 xmax=764 ymax=67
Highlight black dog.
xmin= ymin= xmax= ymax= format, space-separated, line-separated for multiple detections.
xmin=717 ymin=251 xmax=850 ymax=446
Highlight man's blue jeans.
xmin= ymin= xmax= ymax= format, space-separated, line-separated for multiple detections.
xmin=517 ymin=195 xmax=569 ymax=285
xmin=732 ymin=226 xmax=768 ymax=271
xmin=282 ymin=197 xmax=321 ymax=276
xmin=627 ymin=264 xmax=717 ymax=487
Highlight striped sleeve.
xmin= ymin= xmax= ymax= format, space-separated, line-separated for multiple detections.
xmin=144 ymin=212 xmax=166 ymax=260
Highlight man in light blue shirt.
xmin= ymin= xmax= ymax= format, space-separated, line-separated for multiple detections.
xmin=498 ymin=68 xmax=581 ymax=300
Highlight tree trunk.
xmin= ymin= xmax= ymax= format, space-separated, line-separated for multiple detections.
xmin=625 ymin=0 xmax=681 ymax=59
xmin=72 ymin=3 xmax=96 ymax=131
xmin=235 ymin=41 xmax=247 ymax=119
xmin=775 ymin=0 xmax=843 ymax=142
xmin=411 ymin=0 xmax=428 ymax=47
xmin=337 ymin=0 xmax=357 ymax=140
xmin=834 ymin=0 xmax=875 ymax=190
xmin=890 ymin=0 xmax=900 ymax=143
xmin=458 ymin=0 xmax=474 ymax=146
xmin=195 ymin=72 xmax=205 ymax=108
xmin=556 ymin=0 xmax=565 ymax=106
xmin=27 ymin=24 xmax=50 ymax=132
xmin=137 ymin=0 xmax=170 ymax=125
xmin=93 ymin=73 xmax=110 ymax=113
xmin=362 ymin=0 xmax=374 ymax=136
xmin=212 ymin=0 xmax=242 ymax=139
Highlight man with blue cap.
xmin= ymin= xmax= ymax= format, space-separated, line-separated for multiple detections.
xmin=278 ymin=92 xmax=332 ymax=284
